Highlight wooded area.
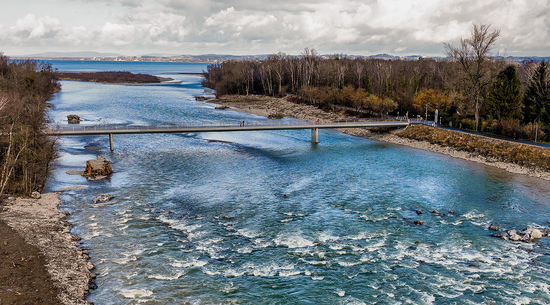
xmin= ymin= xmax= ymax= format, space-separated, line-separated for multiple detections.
xmin=203 ymin=24 xmax=550 ymax=142
xmin=0 ymin=54 xmax=59 ymax=197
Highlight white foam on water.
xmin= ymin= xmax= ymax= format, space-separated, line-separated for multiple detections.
xmin=117 ymin=225 xmax=129 ymax=231
xmin=347 ymin=231 xmax=389 ymax=241
xmin=195 ymin=244 xmax=226 ymax=260
xmin=359 ymin=215 xmax=390 ymax=222
xmin=512 ymin=297 xmax=534 ymax=305
xmin=242 ymin=262 xmax=297 ymax=277
xmin=462 ymin=211 xmax=485 ymax=220
xmin=131 ymin=249 xmax=145 ymax=256
xmin=279 ymin=218 xmax=293 ymax=223
xmin=253 ymin=238 xmax=273 ymax=248
xmin=113 ymin=255 xmax=138 ymax=265
xmin=202 ymin=267 xmax=221 ymax=276
xmin=335 ymin=289 xmax=345 ymax=297
xmin=341 ymin=297 xmax=367 ymax=305
xmin=274 ymin=233 xmax=314 ymax=248
xmin=224 ymin=268 xmax=245 ymax=278
xmin=170 ymin=258 xmax=208 ymax=268
xmin=439 ymin=219 xmax=463 ymax=226
xmin=120 ymin=288 xmax=153 ymax=299
xmin=336 ymin=260 xmax=362 ymax=267
xmin=365 ymin=238 xmax=387 ymax=252
xmin=311 ymin=276 xmax=324 ymax=281
xmin=158 ymin=215 xmax=178 ymax=226
xmin=386 ymin=206 xmax=402 ymax=211
xmin=222 ymin=282 xmax=238 ymax=294
xmin=301 ymin=259 xmax=327 ymax=266
xmin=317 ymin=232 xmax=340 ymax=243
xmin=283 ymin=212 xmax=306 ymax=217
xmin=81 ymin=230 xmax=113 ymax=239
xmin=172 ymin=223 xmax=202 ymax=233
xmin=279 ymin=270 xmax=301 ymax=277
xmin=236 ymin=228 xmax=259 ymax=238
xmin=147 ymin=272 xmax=185 ymax=280
xmin=198 ymin=237 xmax=223 ymax=246
xmin=237 ymin=246 xmax=253 ymax=253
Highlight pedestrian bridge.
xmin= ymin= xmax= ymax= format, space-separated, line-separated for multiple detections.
xmin=46 ymin=120 xmax=410 ymax=151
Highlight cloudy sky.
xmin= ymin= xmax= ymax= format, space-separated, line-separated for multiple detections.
xmin=1 ymin=0 xmax=549 ymax=57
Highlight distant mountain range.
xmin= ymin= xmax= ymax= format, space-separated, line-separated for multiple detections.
xmin=10 ymin=51 xmax=550 ymax=63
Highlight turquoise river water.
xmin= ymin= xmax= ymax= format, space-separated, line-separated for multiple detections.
xmin=44 ymin=61 xmax=550 ymax=304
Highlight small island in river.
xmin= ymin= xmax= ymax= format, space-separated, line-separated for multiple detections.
xmin=55 ymin=71 xmax=171 ymax=84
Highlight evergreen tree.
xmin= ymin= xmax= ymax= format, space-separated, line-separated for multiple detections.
xmin=523 ymin=61 xmax=550 ymax=124
xmin=486 ymin=65 xmax=522 ymax=120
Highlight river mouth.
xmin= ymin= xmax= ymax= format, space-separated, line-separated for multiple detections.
xmin=45 ymin=61 xmax=550 ymax=304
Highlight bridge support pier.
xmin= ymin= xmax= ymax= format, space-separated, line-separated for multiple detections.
xmin=109 ymin=134 xmax=114 ymax=152
xmin=311 ymin=128 xmax=318 ymax=144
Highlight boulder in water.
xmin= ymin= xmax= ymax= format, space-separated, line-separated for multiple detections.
xmin=67 ymin=114 xmax=81 ymax=124
xmin=491 ymin=232 xmax=508 ymax=239
xmin=414 ymin=220 xmax=424 ymax=225
xmin=84 ymin=155 xmax=113 ymax=177
xmin=92 ymin=194 xmax=116 ymax=204
xmin=509 ymin=234 xmax=521 ymax=241
xmin=488 ymin=224 xmax=499 ymax=231
xmin=531 ymin=229 xmax=543 ymax=239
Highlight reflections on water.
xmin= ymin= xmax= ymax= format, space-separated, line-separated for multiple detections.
xmin=46 ymin=62 xmax=550 ymax=304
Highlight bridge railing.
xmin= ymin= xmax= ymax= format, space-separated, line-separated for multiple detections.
xmin=47 ymin=119 xmax=407 ymax=132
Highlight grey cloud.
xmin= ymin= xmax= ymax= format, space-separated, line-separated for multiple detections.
xmin=2 ymin=0 xmax=550 ymax=56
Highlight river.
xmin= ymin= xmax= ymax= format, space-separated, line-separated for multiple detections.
xmin=44 ymin=61 xmax=550 ymax=304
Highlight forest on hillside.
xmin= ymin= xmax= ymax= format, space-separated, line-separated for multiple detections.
xmin=203 ymin=25 xmax=550 ymax=142
xmin=0 ymin=54 xmax=59 ymax=197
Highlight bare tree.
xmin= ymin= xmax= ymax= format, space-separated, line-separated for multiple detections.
xmin=270 ymin=53 xmax=286 ymax=96
xmin=444 ymin=23 xmax=500 ymax=131
xmin=354 ymin=61 xmax=364 ymax=89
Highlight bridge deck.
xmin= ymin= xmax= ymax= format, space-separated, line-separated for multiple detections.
xmin=46 ymin=121 xmax=409 ymax=135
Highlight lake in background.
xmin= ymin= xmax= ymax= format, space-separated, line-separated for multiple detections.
xmin=44 ymin=61 xmax=550 ymax=304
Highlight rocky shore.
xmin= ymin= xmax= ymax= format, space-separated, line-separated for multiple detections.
xmin=1 ymin=193 xmax=95 ymax=305
xmin=208 ymin=95 xmax=550 ymax=181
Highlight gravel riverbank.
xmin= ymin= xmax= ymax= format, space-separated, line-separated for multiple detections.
xmin=209 ymin=95 xmax=550 ymax=181
xmin=1 ymin=193 xmax=95 ymax=304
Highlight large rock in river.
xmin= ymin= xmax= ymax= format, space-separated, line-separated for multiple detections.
xmin=84 ymin=155 xmax=113 ymax=177
xmin=67 ymin=114 xmax=81 ymax=124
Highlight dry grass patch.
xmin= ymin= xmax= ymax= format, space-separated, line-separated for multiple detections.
xmin=399 ymin=125 xmax=550 ymax=171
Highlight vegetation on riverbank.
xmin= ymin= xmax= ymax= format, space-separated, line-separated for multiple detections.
xmin=398 ymin=125 xmax=550 ymax=171
xmin=203 ymin=24 xmax=550 ymax=143
xmin=0 ymin=53 xmax=59 ymax=197
xmin=55 ymin=71 xmax=161 ymax=84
